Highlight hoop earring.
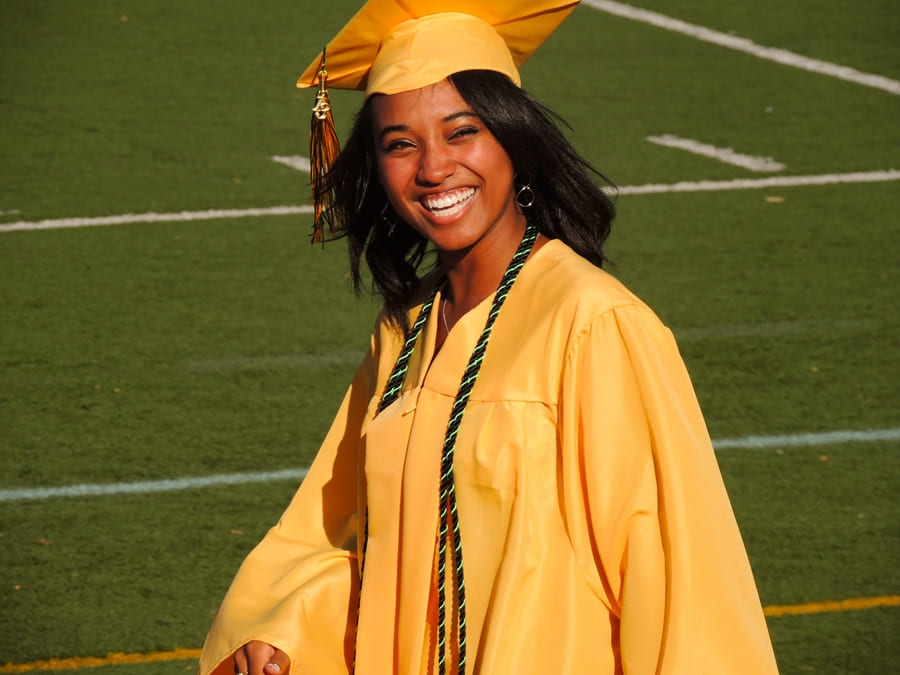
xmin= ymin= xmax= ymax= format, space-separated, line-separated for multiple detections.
xmin=515 ymin=181 xmax=535 ymax=209
xmin=379 ymin=202 xmax=397 ymax=237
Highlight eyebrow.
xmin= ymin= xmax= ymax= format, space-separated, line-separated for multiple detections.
xmin=377 ymin=110 xmax=480 ymax=141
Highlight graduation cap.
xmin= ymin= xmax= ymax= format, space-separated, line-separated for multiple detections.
xmin=301 ymin=0 xmax=580 ymax=241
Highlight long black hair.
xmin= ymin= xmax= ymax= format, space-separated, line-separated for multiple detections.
xmin=320 ymin=69 xmax=616 ymax=332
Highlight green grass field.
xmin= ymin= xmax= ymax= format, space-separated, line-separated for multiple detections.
xmin=1 ymin=1 xmax=898 ymax=672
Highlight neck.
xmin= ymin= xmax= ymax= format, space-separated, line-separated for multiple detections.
xmin=439 ymin=218 xmax=529 ymax=318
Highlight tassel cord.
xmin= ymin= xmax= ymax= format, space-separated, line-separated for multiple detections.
xmin=309 ymin=51 xmax=341 ymax=243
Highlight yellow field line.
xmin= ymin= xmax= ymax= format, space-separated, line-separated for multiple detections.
xmin=0 ymin=648 xmax=201 ymax=673
xmin=3 ymin=596 xmax=899 ymax=672
xmin=763 ymin=594 xmax=900 ymax=617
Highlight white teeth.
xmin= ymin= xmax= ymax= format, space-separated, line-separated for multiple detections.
xmin=423 ymin=188 xmax=474 ymax=214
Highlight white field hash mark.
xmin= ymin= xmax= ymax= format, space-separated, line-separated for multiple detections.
xmin=584 ymin=0 xmax=900 ymax=96
xmin=647 ymin=135 xmax=785 ymax=172
xmin=1 ymin=428 xmax=898 ymax=502
xmin=272 ymin=155 xmax=311 ymax=172
xmin=3 ymin=170 xmax=899 ymax=233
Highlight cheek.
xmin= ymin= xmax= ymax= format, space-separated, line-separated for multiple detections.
xmin=376 ymin=158 xmax=408 ymax=199
xmin=377 ymin=159 xmax=420 ymax=218
xmin=475 ymin=142 xmax=515 ymax=190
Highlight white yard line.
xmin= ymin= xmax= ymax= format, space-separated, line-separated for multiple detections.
xmin=583 ymin=0 xmax=900 ymax=96
xmin=0 ymin=469 xmax=309 ymax=502
xmin=3 ymin=170 xmax=898 ymax=233
xmin=616 ymin=169 xmax=900 ymax=195
xmin=1 ymin=428 xmax=897 ymax=502
xmin=713 ymin=428 xmax=900 ymax=450
xmin=647 ymin=134 xmax=785 ymax=172
xmin=0 ymin=206 xmax=313 ymax=233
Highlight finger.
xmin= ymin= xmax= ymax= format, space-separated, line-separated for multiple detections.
xmin=245 ymin=641 xmax=276 ymax=675
xmin=263 ymin=648 xmax=291 ymax=675
xmin=233 ymin=644 xmax=249 ymax=675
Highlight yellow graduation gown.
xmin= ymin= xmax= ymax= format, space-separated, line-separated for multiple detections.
xmin=199 ymin=239 xmax=778 ymax=674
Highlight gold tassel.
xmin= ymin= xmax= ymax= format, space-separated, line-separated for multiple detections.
xmin=309 ymin=49 xmax=341 ymax=243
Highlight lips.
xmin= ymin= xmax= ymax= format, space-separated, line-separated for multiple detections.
xmin=421 ymin=187 xmax=475 ymax=217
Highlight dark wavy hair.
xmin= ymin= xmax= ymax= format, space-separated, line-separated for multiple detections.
xmin=319 ymin=69 xmax=616 ymax=332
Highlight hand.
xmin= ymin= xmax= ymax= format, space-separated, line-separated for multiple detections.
xmin=233 ymin=641 xmax=291 ymax=675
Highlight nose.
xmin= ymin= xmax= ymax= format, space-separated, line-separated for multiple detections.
xmin=416 ymin=143 xmax=454 ymax=186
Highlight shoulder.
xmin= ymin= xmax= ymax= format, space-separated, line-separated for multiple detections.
xmin=514 ymin=239 xmax=664 ymax=335
xmin=482 ymin=239 xmax=680 ymax=402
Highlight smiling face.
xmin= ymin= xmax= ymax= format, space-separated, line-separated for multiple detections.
xmin=371 ymin=79 xmax=526 ymax=260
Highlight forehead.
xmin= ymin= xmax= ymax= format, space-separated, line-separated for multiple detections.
xmin=370 ymin=79 xmax=474 ymax=129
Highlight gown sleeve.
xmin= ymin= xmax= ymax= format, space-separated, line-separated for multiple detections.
xmin=557 ymin=302 xmax=778 ymax=674
xmin=198 ymin=341 xmax=377 ymax=675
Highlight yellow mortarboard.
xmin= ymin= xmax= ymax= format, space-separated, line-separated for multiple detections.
xmin=298 ymin=0 xmax=580 ymax=96
xmin=302 ymin=0 xmax=580 ymax=241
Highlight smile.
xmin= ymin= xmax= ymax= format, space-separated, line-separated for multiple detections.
xmin=421 ymin=188 xmax=475 ymax=217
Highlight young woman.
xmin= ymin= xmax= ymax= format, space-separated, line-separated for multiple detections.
xmin=199 ymin=4 xmax=778 ymax=674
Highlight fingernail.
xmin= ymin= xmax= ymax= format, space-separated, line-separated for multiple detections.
xmin=266 ymin=664 xmax=281 ymax=673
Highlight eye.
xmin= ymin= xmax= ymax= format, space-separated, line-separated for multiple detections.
xmin=382 ymin=138 xmax=416 ymax=154
xmin=449 ymin=126 xmax=479 ymax=141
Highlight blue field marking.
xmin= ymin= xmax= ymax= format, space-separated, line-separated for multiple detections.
xmin=1 ymin=429 xmax=897 ymax=502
